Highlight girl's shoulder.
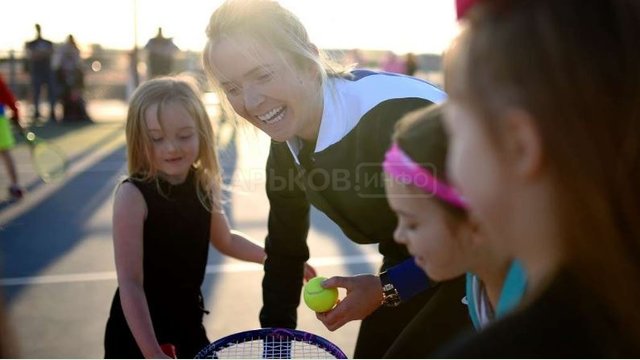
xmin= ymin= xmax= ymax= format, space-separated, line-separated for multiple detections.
xmin=117 ymin=174 xmax=156 ymax=200
xmin=117 ymin=177 xmax=145 ymax=194
xmin=114 ymin=180 xmax=146 ymax=209
xmin=120 ymin=174 xmax=146 ymax=188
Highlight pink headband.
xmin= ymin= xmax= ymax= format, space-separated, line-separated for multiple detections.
xmin=383 ymin=143 xmax=468 ymax=209
xmin=456 ymin=0 xmax=478 ymax=19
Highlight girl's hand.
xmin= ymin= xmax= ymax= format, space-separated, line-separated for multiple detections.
xmin=314 ymin=274 xmax=383 ymax=331
xmin=303 ymin=262 xmax=317 ymax=281
xmin=151 ymin=351 xmax=173 ymax=359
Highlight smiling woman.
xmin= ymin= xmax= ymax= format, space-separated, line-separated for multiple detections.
xmin=202 ymin=0 xmax=470 ymax=358
xmin=207 ymin=37 xmax=326 ymax=142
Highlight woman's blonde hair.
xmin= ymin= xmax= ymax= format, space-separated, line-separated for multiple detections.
xmin=202 ymin=0 xmax=353 ymax=122
xmin=125 ymin=76 xmax=222 ymax=212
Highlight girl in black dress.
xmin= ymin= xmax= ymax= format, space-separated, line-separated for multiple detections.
xmin=104 ymin=77 xmax=314 ymax=358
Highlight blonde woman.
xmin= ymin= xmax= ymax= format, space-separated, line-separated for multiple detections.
xmin=203 ymin=0 xmax=470 ymax=357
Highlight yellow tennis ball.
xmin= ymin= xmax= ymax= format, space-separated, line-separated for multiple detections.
xmin=303 ymin=276 xmax=338 ymax=313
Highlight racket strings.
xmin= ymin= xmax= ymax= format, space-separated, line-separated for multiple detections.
xmin=201 ymin=336 xmax=339 ymax=358
xmin=32 ymin=143 xmax=66 ymax=182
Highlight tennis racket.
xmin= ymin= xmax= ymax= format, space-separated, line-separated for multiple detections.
xmin=194 ymin=328 xmax=347 ymax=359
xmin=21 ymin=131 xmax=67 ymax=183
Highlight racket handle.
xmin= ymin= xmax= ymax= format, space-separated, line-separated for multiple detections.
xmin=160 ymin=343 xmax=177 ymax=358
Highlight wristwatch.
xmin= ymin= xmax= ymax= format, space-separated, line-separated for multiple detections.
xmin=379 ymin=270 xmax=401 ymax=307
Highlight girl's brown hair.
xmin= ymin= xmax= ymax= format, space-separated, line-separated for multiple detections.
xmin=393 ymin=102 xmax=466 ymax=219
xmin=125 ymin=76 xmax=223 ymax=212
xmin=445 ymin=0 xmax=640 ymax=345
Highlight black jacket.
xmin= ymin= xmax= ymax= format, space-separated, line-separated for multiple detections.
xmin=259 ymin=71 xmax=446 ymax=328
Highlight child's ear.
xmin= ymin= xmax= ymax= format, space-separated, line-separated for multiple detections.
xmin=500 ymin=109 xmax=544 ymax=180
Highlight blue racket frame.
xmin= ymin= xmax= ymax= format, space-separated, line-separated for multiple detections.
xmin=195 ymin=327 xmax=348 ymax=359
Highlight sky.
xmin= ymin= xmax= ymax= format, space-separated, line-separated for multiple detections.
xmin=4 ymin=0 xmax=460 ymax=55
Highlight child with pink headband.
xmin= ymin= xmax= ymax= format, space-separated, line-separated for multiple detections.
xmin=382 ymin=103 xmax=526 ymax=339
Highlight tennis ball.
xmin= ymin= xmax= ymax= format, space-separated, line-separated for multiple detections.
xmin=303 ymin=276 xmax=338 ymax=312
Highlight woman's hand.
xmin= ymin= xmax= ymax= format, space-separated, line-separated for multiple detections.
xmin=314 ymin=274 xmax=383 ymax=331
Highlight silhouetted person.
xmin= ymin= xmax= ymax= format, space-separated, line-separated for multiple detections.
xmin=404 ymin=52 xmax=419 ymax=76
xmin=24 ymin=23 xmax=56 ymax=122
xmin=55 ymin=35 xmax=91 ymax=122
xmin=0 ymin=74 xmax=26 ymax=200
xmin=144 ymin=27 xmax=179 ymax=78
xmin=380 ymin=50 xmax=406 ymax=74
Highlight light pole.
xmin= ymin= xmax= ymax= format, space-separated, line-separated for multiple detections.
xmin=131 ymin=0 xmax=140 ymax=88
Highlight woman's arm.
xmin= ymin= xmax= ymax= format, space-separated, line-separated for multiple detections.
xmin=112 ymin=182 xmax=169 ymax=359
xmin=260 ymin=142 xmax=312 ymax=329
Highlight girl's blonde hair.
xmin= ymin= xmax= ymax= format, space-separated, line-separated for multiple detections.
xmin=445 ymin=0 xmax=640 ymax=346
xmin=125 ymin=76 xmax=222 ymax=212
xmin=202 ymin=0 xmax=353 ymax=122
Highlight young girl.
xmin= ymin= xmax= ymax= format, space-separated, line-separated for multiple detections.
xmin=202 ymin=0 xmax=470 ymax=357
xmin=0 ymin=75 xmax=25 ymax=200
xmin=103 ymin=77 xmax=314 ymax=358
xmin=441 ymin=0 xmax=640 ymax=356
xmin=382 ymin=103 xmax=526 ymax=332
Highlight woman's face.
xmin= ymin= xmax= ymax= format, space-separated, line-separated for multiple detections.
xmin=208 ymin=37 xmax=321 ymax=142
xmin=386 ymin=180 xmax=473 ymax=281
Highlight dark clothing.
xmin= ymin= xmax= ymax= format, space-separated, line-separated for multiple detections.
xmin=144 ymin=36 xmax=179 ymax=78
xmin=25 ymin=37 xmax=56 ymax=119
xmin=405 ymin=57 xmax=418 ymax=76
xmin=437 ymin=270 xmax=640 ymax=358
xmin=104 ymin=171 xmax=211 ymax=358
xmin=260 ymin=71 xmax=468 ymax=357
xmin=382 ymin=276 xmax=471 ymax=358
xmin=104 ymin=290 xmax=209 ymax=359
xmin=56 ymin=67 xmax=90 ymax=122
xmin=25 ymin=38 xmax=53 ymax=76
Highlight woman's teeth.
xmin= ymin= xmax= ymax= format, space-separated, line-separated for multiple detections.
xmin=258 ymin=106 xmax=285 ymax=124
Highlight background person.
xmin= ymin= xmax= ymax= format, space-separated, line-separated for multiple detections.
xmin=55 ymin=35 xmax=91 ymax=122
xmin=404 ymin=52 xmax=418 ymax=76
xmin=380 ymin=50 xmax=406 ymax=74
xmin=0 ymin=74 xmax=26 ymax=200
xmin=144 ymin=27 xmax=180 ymax=79
xmin=24 ymin=23 xmax=57 ymax=123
